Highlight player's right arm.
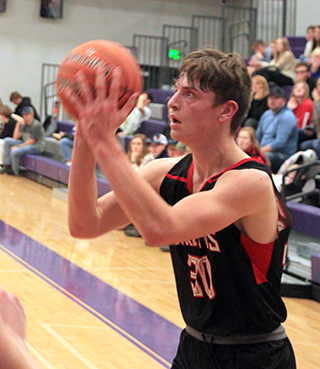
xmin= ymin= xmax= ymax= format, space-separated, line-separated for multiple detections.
xmin=68 ymin=132 xmax=177 ymax=238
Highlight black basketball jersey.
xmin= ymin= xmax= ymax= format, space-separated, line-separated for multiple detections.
xmin=160 ymin=154 xmax=294 ymax=336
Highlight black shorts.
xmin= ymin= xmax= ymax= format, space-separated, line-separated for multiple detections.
xmin=171 ymin=329 xmax=296 ymax=369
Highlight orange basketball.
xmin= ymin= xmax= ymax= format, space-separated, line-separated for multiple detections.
xmin=56 ymin=40 xmax=143 ymax=119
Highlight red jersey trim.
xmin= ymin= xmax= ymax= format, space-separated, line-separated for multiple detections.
xmin=240 ymin=233 xmax=274 ymax=284
xmin=165 ymin=173 xmax=188 ymax=183
xmin=203 ymin=158 xmax=255 ymax=189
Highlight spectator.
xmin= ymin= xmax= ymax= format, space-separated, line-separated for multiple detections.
xmin=1 ymin=106 xmax=45 ymax=175
xmin=299 ymin=25 xmax=316 ymax=62
xmin=173 ymin=142 xmax=190 ymax=157
xmin=0 ymin=105 xmax=24 ymax=168
xmin=299 ymin=77 xmax=320 ymax=158
xmin=310 ymin=47 xmax=320 ymax=80
xmin=127 ymin=133 xmax=154 ymax=172
xmin=242 ymin=75 xmax=269 ymax=129
xmin=287 ymin=81 xmax=315 ymax=144
xmin=310 ymin=25 xmax=320 ymax=54
xmin=9 ymin=91 xmax=41 ymax=122
xmin=250 ymin=37 xmax=296 ymax=86
xmin=117 ymin=92 xmax=153 ymax=147
xmin=295 ymin=62 xmax=316 ymax=99
xmin=149 ymin=133 xmax=168 ymax=158
xmin=236 ymin=127 xmax=269 ymax=166
xmin=166 ymin=138 xmax=178 ymax=157
xmin=256 ymin=85 xmax=298 ymax=173
xmin=251 ymin=39 xmax=272 ymax=62
xmin=53 ymin=127 xmax=75 ymax=165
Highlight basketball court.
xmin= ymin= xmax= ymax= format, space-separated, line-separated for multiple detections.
xmin=0 ymin=174 xmax=319 ymax=368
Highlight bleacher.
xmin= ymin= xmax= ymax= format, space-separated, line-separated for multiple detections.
xmin=20 ymin=88 xmax=172 ymax=197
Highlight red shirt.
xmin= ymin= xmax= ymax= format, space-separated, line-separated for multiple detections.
xmin=293 ymin=98 xmax=314 ymax=129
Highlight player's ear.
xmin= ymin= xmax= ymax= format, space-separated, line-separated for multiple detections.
xmin=218 ymin=100 xmax=238 ymax=122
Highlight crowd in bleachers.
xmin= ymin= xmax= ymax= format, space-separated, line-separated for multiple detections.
xmin=239 ymin=27 xmax=320 ymax=203
xmin=1 ymin=26 xmax=320 ymax=204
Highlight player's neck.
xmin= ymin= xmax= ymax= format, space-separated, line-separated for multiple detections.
xmin=190 ymin=137 xmax=248 ymax=191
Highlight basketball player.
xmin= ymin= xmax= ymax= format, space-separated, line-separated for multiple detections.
xmin=65 ymin=48 xmax=296 ymax=368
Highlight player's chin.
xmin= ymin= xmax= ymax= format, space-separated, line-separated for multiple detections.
xmin=170 ymin=121 xmax=182 ymax=134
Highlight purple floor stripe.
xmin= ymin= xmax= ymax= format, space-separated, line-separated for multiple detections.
xmin=0 ymin=220 xmax=180 ymax=366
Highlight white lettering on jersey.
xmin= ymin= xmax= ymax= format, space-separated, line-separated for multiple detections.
xmin=180 ymin=234 xmax=221 ymax=253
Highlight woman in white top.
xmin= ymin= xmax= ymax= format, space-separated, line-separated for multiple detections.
xmin=127 ymin=134 xmax=154 ymax=172
xmin=249 ymin=37 xmax=297 ymax=86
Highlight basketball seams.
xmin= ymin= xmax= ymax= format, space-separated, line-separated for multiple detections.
xmin=56 ymin=40 xmax=142 ymax=118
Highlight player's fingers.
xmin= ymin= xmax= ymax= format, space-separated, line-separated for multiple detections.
xmin=120 ymin=92 xmax=140 ymax=119
xmin=95 ymin=65 xmax=107 ymax=104
xmin=107 ymin=67 xmax=122 ymax=107
xmin=75 ymin=70 xmax=94 ymax=105
xmin=61 ymin=86 xmax=82 ymax=118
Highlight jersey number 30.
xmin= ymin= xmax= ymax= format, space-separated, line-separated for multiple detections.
xmin=188 ymin=255 xmax=216 ymax=299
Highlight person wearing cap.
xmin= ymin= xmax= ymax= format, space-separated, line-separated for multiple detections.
xmin=256 ymin=85 xmax=298 ymax=173
xmin=166 ymin=138 xmax=178 ymax=157
xmin=1 ymin=106 xmax=45 ymax=175
xmin=149 ymin=133 xmax=168 ymax=158
xmin=9 ymin=91 xmax=41 ymax=122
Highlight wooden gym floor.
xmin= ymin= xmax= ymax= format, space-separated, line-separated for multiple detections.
xmin=0 ymin=174 xmax=319 ymax=368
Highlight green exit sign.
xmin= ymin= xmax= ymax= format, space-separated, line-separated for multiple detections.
xmin=168 ymin=49 xmax=180 ymax=60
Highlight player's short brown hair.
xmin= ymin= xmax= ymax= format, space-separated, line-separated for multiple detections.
xmin=179 ymin=48 xmax=251 ymax=132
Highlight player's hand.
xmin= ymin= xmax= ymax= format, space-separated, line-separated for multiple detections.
xmin=0 ymin=289 xmax=26 ymax=342
xmin=63 ymin=66 xmax=139 ymax=152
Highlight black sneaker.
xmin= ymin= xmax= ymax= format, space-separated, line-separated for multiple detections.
xmin=160 ymin=246 xmax=170 ymax=252
xmin=5 ymin=166 xmax=15 ymax=175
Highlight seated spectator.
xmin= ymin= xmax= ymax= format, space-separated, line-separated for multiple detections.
xmin=9 ymin=91 xmax=41 ymax=121
xmin=236 ymin=127 xmax=269 ymax=166
xmin=124 ymin=133 xmax=168 ymax=239
xmin=166 ymin=138 xmax=178 ymax=157
xmin=242 ymin=75 xmax=269 ymax=129
xmin=310 ymin=47 xmax=320 ymax=80
xmin=53 ymin=126 xmax=76 ymax=165
xmin=0 ymin=106 xmax=45 ymax=175
xmin=117 ymin=92 xmax=153 ymax=147
xmin=299 ymin=77 xmax=320 ymax=157
xmin=310 ymin=25 xmax=320 ymax=55
xmin=149 ymin=133 xmax=168 ymax=158
xmin=249 ymin=37 xmax=296 ymax=86
xmin=287 ymin=81 xmax=315 ymax=144
xmin=127 ymin=133 xmax=154 ymax=172
xmin=0 ymin=105 xmax=24 ymax=168
xmin=173 ymin=142 xmax=190 ymax=157
xmin=299 ymin=25 xmax=315 ymax=62
xmin=251 ymin=39 xmax=272 ymax=62
xmin=295 ymin=62 xmax=316 ymax=99
xmin=256 ymin=85 xmax=298 ymax=173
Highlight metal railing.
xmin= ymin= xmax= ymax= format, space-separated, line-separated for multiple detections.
xmin=39 ymin=0 xmax=297 ymax=119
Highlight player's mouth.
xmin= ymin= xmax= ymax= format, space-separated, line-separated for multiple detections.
xmin=170 ymin=115 xmax=181 ymax=124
